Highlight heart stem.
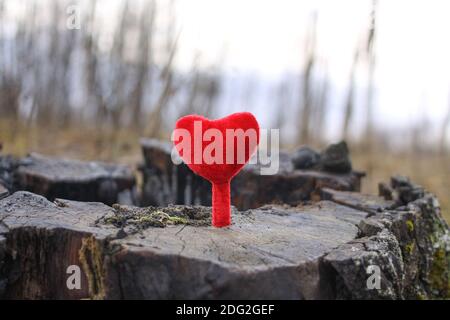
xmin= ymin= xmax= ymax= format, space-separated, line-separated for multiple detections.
xmin=212 ymin=181 xmax=231 ymax=227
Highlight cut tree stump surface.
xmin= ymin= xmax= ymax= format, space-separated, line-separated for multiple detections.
xmin=1 ymin=178 xmax=448 ymax=300
xmin=110 ymin=202 xmax=366 ymax=268
xmin=0 ymin=191 xmax=366 ymax=299
xmin=14 ymin=153 xmax=136 ymax=205
xmin=321 ymin=187 xmax=395 ymax=215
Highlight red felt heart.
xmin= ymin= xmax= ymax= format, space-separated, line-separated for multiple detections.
xmin=173 ymin=112 xmax=260 ymax=227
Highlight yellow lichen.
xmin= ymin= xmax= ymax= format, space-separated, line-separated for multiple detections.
xmin=416 ymin=292 xmax=427 ymax=300
xmin=79 ymin=236 xmax=106 ymax=300
xmin=429 ymin=247 xmax=449 ymax=298
xmin=405 ymin=242 xmax=415 ymax=255
xmin=406 ymin=220 xmax=414 ymax=233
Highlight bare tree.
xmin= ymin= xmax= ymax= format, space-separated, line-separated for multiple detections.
xmin=364 ymin=0 xmax=377 ymax=149
xmin=145 ymin=0 xmax=180 ymax=137
xmin=440 ymin=93 xmax=450 ymax=154
xmin=0 ymin=6 xmax=20 ymax=120
xmin=35 ymin=0 xmax=61 ymax=126
xmin=129 ymin=0 xmax=155 ymax=131
xmin=107 ymin=0 xmax=131 ymax=129
xmin=83 ymin=0 xmax=106 ymax=124
xmin=297 ymin=11 xmax=318 ymax=145
xmin=146 ymin=32 xmax=179 ymax=137
xmin=313 ymin=64 xmax=329 ymax=144
xmin=342 ymin=50 xmax=359 ymax=141
xmin=273 ymin=78 xmax=291 ymax=130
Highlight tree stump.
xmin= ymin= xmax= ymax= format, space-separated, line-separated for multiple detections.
xmin=0 ymin=183 xmax=7 ymax=200
xmin=0 ymin=177 xmax=448 ymax=299
xmin=14 ymin=153 xmax=136 ymax=205
xmin=140 ymin=139 xmax=365 ymax=209
xmin=0 ymin=154 xmax=18 ymax=193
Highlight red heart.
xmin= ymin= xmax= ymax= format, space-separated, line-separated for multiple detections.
xmin=173 ymin=112 xmax=260 ymax=227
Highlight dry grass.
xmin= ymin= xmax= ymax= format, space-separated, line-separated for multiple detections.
xmin=353 ymin=151 xmax=450 ymax=223
xmin=0 ymin=120 xmax=143 ymax=164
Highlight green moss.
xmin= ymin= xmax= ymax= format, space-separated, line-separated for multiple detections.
xmin=406 ymin=220 xmax=415 ymax=233
xmin=128 ymin=210 xmax=171 ymax=228
xmin=101 ymin=204 xmax=211 ymax=231
xmin=416 ymin=293 xmax=427 ymax=300
xmin=103 ymin=214 xmax=125 ymax=226
xmin=428 ymin=247 xmax=450 ymax=298
xmin=429 ymin=233 xmax=436 ymax=244
xmin=167 ymin=216 xmax=188 ymax=225
xmin=405 ymin=242 xmax=415 ymax=255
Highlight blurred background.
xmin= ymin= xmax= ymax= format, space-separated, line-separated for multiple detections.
xmin=0 ymin=0 xmax=449 ymax=221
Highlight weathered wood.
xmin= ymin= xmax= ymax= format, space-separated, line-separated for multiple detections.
xmin=0 ymin=154 xmax=18 ymax=193
xmin=384 ymin=175 xmax=425 ymax=205
xmin=0 ymin=192 xmax=118 ymax=299
xmin=0 ymin=183 xmax=8 ymax=200
xmin=0 ymin=178 xmax=448 ymax=299
xmin=104 ymin=201 xmax=369 ymax=299
xmin=140 ymin=139 xmax=365 ymax=209
xmin=321 ymin=187 xmax=395 ymax=215
xmin=15 ymin=153 xmax=136 ymax=205
xmin=321 ymin=187 xmax=449 ymax=299
xmin=0 ymin=191 xmax=366 ymax=299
